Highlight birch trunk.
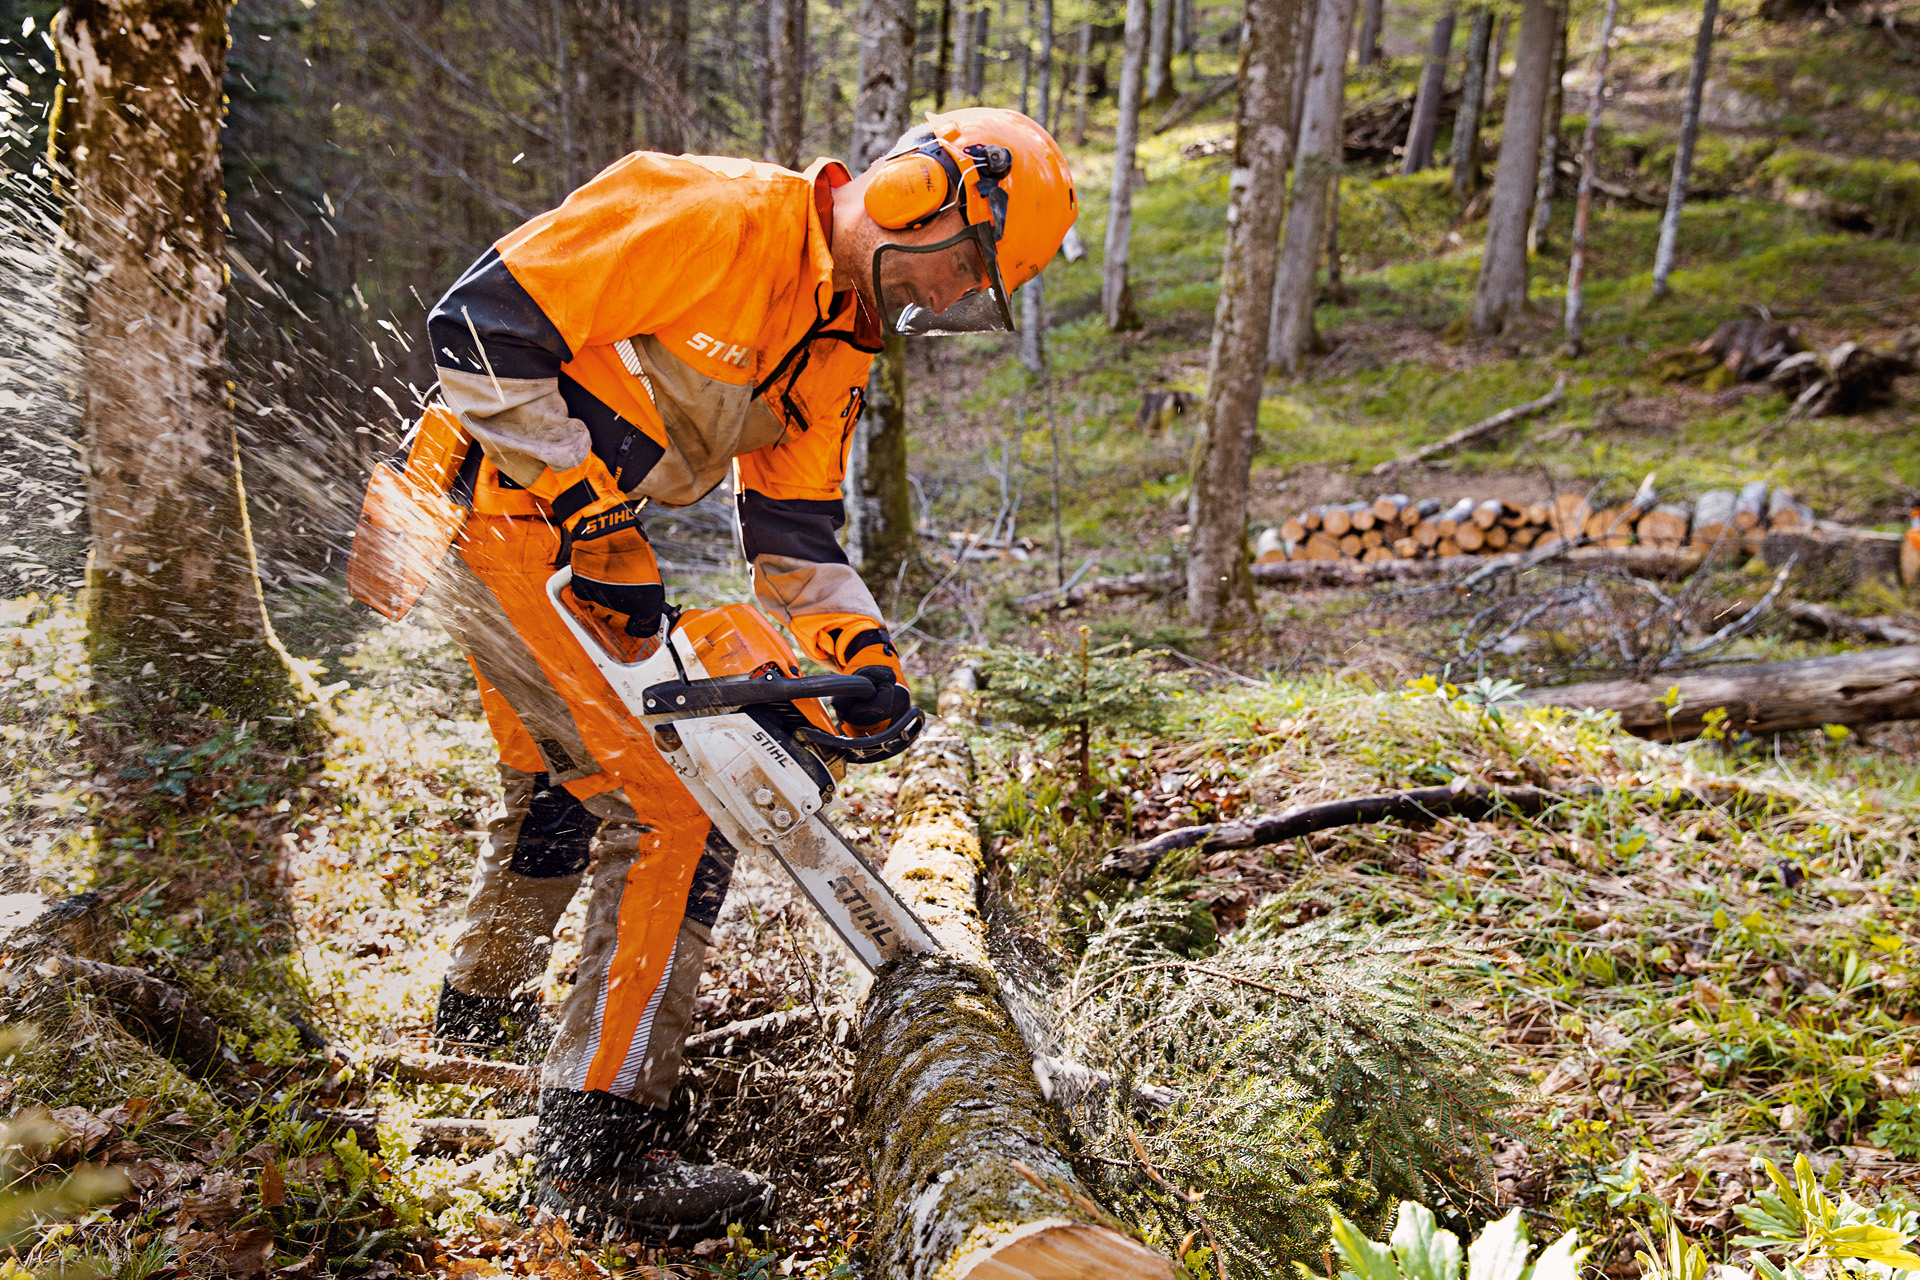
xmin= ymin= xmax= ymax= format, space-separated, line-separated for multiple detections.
xmin=1485 ymin=14 xmax=1510 ymax=111
xmin=846 ymin=0 xmax=916 ymax=589
xmin=1449 ymin=7 xmax=1494 ymax=202
xmin=1269 ymin=0 xmax=1358 ymax=373
xmin=1564 ymin=0 xmax=1619 ymax=353
xmin=1103 ymin=0 xmax=1151 ymax=330
xmin=1468 ymin=0 xmax=1558 ymax=334
xmin=1357 ymin=0 xmax=1383 ymax=64
xmin=1527 ymin=9 xmax=1567 ymax=251
xmin=1185 ymin=0 xmax=1307 ymax=630
xmin=1401 ymin=8 xmax=1455 ymax=174
xmin=855 ymin=684 xmax=1178 ymax=1280
xmin=767 ymin=0 xmax=807 ymax=167
xmin=58 ymin=0 xmax=306 ymax=727
xmin=1652 ymin=0 xmax=1719 ymax=297
xmin=1147 ymin=0 xmax=1177 ymax=104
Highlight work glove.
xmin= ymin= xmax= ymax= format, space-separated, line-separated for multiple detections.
xmin=829 ymin=631 xmax=912 ymax=736
xmin=534 ymin=457 xmax=664 ymax=663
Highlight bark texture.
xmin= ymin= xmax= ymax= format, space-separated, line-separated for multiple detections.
xmin=1147 ymin=0 xmax=1177 ymax=103
xmin=1357 ymin=0 xmax=1383 ymax=64
xmin=1269 ymin=0 xmax=1356 ymax=373
xmin=58 ymin=0 xmax=305 ymax=724
xmin=1525 ymin=647 xmax=1920 ymax=741
xmin=1652 ymin=0 xmax=1719 ymax=297
xmin=1185 ymin=0 xmax=1307 ymax=629
xmin=1564 ymin=0 xmax=1620 ymax=352
xmin=845 ymin=0 xmax=916 ymax=590
xmin=1527 ymin=10 xmax=1567 ymax=251
xmin=1449 ymin=7 xmax=1494 ymax=201
xmin=1103 ymin=0 xmax=1152 ymax=330
xmin=856 ymin=688 xmax=1176 ymax=1279
xmin=767 ymin=0 xmax=808 ymax=168
xmin=1468 ymin=0 xmax=1558 ymax=334
xmin=952 ymin=0 xmax=976 ymax=103
xmin=1401 ymin=9 xmax=1455 ymax=174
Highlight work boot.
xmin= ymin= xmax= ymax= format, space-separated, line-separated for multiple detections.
xmin=532 ymin=1088 xmax=772 ymax=1238
xmin=430 ymin=980 xmax=553 ymax=1058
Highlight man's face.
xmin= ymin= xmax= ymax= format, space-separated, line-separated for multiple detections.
xmin=864 ymin=207 xmax=994 ymax=320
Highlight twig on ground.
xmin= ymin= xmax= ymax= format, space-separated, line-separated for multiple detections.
xmin=1373 ymin=377 xmax=1567 ymax=476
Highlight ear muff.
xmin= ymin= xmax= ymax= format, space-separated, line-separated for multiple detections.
xmin=863 ymin=151 xmax=952 ymax=230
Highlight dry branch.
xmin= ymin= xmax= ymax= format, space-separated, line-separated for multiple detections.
xmin=1525 ymin=646 xmax=1920 ymax=740
xmin=1786 ymin=602 xmax=1920 ymax=646
xmin=854 ymin=675 xmax=1175 ymax=1279
xmin=1371 ymin=377 xmax=1566 ymax=475
xmin=361 ymin=1049 xmax=537 ymax=1093
xmin=1100 ymin=784 xmax=1582 ymax=877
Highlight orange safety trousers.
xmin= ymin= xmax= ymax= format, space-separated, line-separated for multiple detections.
xmin=424 ymin=462 xmax=726 ymax=1106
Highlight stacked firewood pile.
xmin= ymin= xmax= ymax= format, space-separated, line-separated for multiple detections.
xmin=1257 ymin=482 xmax=1816 ymax=565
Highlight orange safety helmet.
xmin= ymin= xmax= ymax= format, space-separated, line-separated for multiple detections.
xmin=861 ymin=107 xmax=1078 ymax=336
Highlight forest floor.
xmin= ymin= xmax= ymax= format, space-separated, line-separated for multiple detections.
xmin=5 ymin=596 xmax=1920 ymax=1278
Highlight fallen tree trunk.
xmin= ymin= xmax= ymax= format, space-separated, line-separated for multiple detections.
xmin=1525 ymin=646 xmax=1920 ymax=740
xmin=1018 ymin=544 xmax=1705 ymax=611
xmin=37 ymin=952 xmax=230 ymax=1077
xmin=1102 ymin=784 xmax=1582 ymax=877
xmin=362 ymin=1049 xmax=536 ymax=1093
xmin=1786 ymin=601 xmax=1920 ymax=646
xmin=1371 ymin=378 xmax=1567 ymax=475
xmin=854 ymin=672 xmax=1176 ymax=1279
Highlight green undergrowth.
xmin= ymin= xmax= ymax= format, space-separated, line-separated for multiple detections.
xmin=976 ymin=660 xmax=1920 ymax=1270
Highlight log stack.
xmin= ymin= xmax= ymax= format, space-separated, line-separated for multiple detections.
xmin=1257 ymin=481 xmax=1820 ymax=568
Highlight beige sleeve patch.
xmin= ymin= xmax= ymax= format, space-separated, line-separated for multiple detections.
xmin=439 ymin=367 xmax=588 ymax=484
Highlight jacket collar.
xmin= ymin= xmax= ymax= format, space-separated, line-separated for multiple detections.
xmin=802 ymin=158 xmax=881 ymax=347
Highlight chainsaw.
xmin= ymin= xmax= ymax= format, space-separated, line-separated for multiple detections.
xmin=544 ymin=568 xmax=940 ymax=971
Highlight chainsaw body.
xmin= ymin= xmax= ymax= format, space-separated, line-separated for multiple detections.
xmin=544 ymin=569 xmax=938 ymax=971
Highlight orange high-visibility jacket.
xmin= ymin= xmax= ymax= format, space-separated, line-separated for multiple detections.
xmin=427 ymin=153 xmax=888 ymax=671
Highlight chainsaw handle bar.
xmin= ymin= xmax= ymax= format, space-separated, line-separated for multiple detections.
xmin=641 ymin=671 xmax=874 ymax=714
xmin=795 ymin=706 xmax=926 ymax=765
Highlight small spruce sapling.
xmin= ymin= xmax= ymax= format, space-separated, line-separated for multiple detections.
xmin=974 ymin=627 xmax=1187 ymax=795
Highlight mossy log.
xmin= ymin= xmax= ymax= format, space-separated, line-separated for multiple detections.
xmin=1525 ymin=646 xmax=1920 ymax=740
xmin=853 ymin=679 xmax=1177 ymax=1280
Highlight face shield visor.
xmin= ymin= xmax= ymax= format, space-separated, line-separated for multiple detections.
xmin=872 ymin=223 xmax=1016 ymax=336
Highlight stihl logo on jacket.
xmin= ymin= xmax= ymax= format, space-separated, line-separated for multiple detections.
xmin=687 ymin=332 xmax=752 ymax=367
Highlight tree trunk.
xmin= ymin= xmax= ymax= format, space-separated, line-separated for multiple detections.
xmin=1074 ymin=20 xmax=1094 ymax=142
xmin=846 ymin=0 xmax=916 ymax=591
xmin=952 ymin=0 xmax=976 ymax=103
xmin=1035 ymin=0 xmax=1054 ymax=124
xmin=971 ymin=5 xmax=990 ymax=95
xmin=1468 ymin=0 xmax=1558 ymax=334
xmin=1185 ymin=0 xmax=1307 ymax=630
xmin=1527 ymin=8 xmax=1567 ymax=251
xmin=935 ymin=0 xmax=953 ymax=109
xmin=1103 ymin=0 xmax=1151 ymax=330
xmin=1652 ymin=0 xmax=1718 ymax=297
xmin=856 ymin=684 xmax=1179 ymax=1280
xmin=1020 ymin=0 xmax=1034 ymax=115
xmin=1147 ymin=0 xmax=1177 ymax=104
xmin=1564 ymin=0 xmax=1619 ymax=354
xmin=1449 ymin=7 xmax=1494 ymax=202
xmin=1485 ymin=13 xmax=1510 ymax=110
xmin=658 ymin=0 xmax=692 ymax=152
xmin=1401 ymin=8 xmax=1455 ymax=174
xmin=1525 ymin=647 xmax=1920 ymax=741
xmin=1269 ymin=0 xmax=1357 ymax=373
xmin=57 ymin=0 xmax=306 ymax=727
xmin=1357 ymin=0 xmax=1383 ymax=65
xmin=767 ymin=0 xmax=807 ymax=167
